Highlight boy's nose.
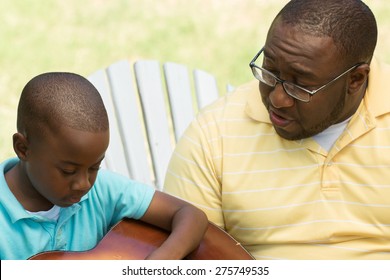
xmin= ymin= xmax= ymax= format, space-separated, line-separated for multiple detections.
xmin=71 ymin=173 xmax=92 ymax=191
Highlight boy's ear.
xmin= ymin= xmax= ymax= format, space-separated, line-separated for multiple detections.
xmin=13 ymin=133 xmax=29 ymax=161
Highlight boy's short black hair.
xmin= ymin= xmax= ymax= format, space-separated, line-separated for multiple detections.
xmin=17 ymin=72 xmax=109 ymax=139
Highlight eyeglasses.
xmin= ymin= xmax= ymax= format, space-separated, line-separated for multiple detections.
xmin=249 ymin=47 xmax=363 ymax=102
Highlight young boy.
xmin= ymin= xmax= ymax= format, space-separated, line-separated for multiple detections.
xmin=0 ymin=72 xmax=208 ymax=260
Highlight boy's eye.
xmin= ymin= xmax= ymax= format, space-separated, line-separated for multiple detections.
xmin=61 ymin=169 xmax=76 ymax=175
xmin=89 ymin=166 xmax=101 ymax=173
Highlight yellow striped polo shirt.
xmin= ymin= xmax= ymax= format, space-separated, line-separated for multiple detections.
xmin=163 ymin=58 xmax=390 ymax=260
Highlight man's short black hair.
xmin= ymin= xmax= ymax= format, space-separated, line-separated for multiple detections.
xmin=274 ymin=0 xmax=377 ymax=65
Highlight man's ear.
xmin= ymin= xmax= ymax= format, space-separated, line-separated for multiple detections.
xmin=13 ymin=133 xmax=29 ymax=161
xmin=348 ymin=64 xmax=370 ymax=95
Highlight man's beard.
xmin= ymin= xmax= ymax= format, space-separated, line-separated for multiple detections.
xmin=271 ymin=88 xmax=347 ymax=141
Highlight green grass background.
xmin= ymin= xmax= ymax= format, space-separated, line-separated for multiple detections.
xmin=1 ymin=0 xmax=389 ymax=160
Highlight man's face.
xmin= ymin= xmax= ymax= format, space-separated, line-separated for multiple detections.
xmin=24 ymin=125 xmax=109 ymax=208
xmin=259 ymin=20 xmax=357 ymax=140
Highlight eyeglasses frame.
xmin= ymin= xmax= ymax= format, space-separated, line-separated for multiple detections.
xmin=249 ymin=47 xmax=364 ymax=102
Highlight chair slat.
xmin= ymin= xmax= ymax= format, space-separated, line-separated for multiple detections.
xmin=106 ymin=61 xmax=153 ymax=185
xmin=134 ymin=60 xmax=173 ymax=189
xmin=193 ymin=69 xmax=219 ymax=109
xmin=88 ymin=69 xmax=130 ymax=177
xmin=163 ymin=62 xmax=195 ymax=141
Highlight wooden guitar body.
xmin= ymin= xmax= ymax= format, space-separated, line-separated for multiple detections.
xmin=29 ymin=219 xmax=254 ymax=260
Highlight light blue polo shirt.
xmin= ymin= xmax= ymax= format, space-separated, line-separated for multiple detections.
xmin=0 ymin=158 xmax=155 ymax=260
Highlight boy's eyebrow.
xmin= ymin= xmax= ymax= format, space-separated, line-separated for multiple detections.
xmin=60 ymin=156 xmax=105 ymax=167
xmin=60 ymin=160 xmax=81 ymax=167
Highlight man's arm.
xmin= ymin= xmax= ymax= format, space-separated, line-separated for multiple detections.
xmin=164 ymin=116 xmax=225 ymax=226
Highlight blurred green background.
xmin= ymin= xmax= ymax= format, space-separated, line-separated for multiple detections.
xmin=1 ymin=0 xmax=389 ymax=160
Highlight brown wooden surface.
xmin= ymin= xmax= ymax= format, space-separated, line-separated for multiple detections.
xmin=29 ymin=218 xmax=254 ymax=260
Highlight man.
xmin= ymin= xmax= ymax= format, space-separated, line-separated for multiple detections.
xmin=164 ymin=0 xmax=390 ymax=259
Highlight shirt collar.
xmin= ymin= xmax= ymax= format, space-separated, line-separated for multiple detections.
xmin=364 ymin=57 xmax=390 ymax=118
xmin=244 ymin=80 xmax=270 ymax=123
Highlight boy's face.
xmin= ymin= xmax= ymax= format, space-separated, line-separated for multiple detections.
xmin=23 ymin=125 xmax=109 ymax=208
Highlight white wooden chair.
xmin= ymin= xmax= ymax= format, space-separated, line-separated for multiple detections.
xmin=88 ymin=60 xmax=232 ymax=190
